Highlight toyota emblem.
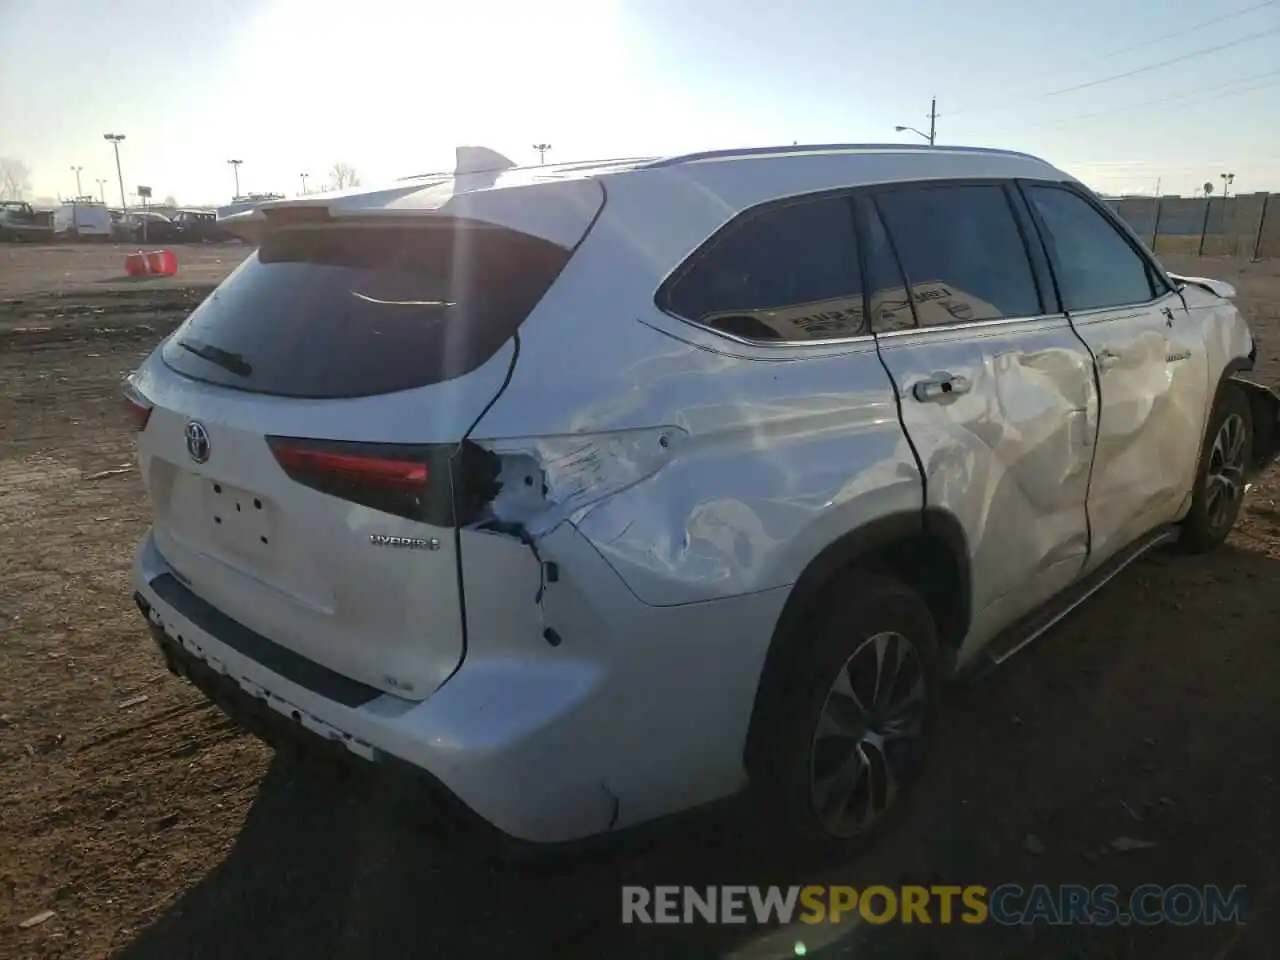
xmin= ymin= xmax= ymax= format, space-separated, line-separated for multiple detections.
xmin=184 ymin=421 xmax=211 ymax=463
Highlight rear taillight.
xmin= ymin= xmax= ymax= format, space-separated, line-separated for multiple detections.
xmin=267 ymin=437 xmax=498 ymax=526
xmin=122 ymin=379 xmax=153 ymax=431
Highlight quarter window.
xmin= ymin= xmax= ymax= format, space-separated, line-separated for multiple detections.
xmin=873 ymin=184 xmax=1042 ymax=326
xmin=664 ymin=195 xmax=866 ymax=341
xmin=1024 ymin=185 xmax=1159 ymax=311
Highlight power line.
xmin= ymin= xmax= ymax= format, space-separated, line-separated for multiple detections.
xmin=948 ymin=17 xmax=1280 ymax=119
xmin=1040 ymin=26 xmax=1280 ymax=98
xmin=985 ymin=69 xmax=1280 ymax=135
xmin=1073 ymin=0 xmax=1276 ymax=67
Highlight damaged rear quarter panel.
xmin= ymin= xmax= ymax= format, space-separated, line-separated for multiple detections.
xmin=468 ymin=193 xmax=921 ymax=607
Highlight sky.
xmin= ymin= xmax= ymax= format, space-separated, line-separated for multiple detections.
xmin=1 ymin=0 xmax=1277 ymax=206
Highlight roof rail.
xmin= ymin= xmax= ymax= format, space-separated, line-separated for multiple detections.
xmin=643 ymin=142 xmax=1042 ymax=168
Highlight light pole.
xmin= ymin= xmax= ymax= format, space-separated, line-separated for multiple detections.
xmin=70 ymin=166 xmax=83 ymax=197
xmin=103 ymin=133 xmax=127 ymax=211
xmin=96 ymin=178 xmax=107 ymax=203
xmin=300 ymin=172 xmax=309 ymax=194
xmin=228 ymin=159 xmax=243 ymax=198
xmin=1220 ymin=172 xmax=1235 ymax=198
xmin=532 ymin=142 xmax=552 ymax=164
xmin=895 ymin=97 xmax=938 ymax=146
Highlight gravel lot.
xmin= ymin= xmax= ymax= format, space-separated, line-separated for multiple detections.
xmin=0 ymin=248 xmax=1276 ymax=958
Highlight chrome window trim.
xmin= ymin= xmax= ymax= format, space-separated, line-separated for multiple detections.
xmin=1063 ymin=289 xmax=1181 ymax=325
xmin=657 ymin=308 xmax=877 ymax=349
xmin=873 ymin=310 xmax=1069 ymax=341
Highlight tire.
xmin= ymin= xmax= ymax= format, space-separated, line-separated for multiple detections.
xmin=1181 ymin=383 xmax=1252 ymax=552
xmin=758 ymin=572 xmax=942 ymax=846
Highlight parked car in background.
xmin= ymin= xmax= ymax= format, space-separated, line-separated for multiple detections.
xmin=53 ymin=201 xmax=112 ymax=240
xmin=172 ymin=209 xmax=239 ymax=243
xmin=0 ymin=201 xmax=54 ymax=241
xmin=215 ymin=193 xmax=286 ymax=221
xmin=115 ymin=211 xmax=183 ymax=244
xmin=128 ymin=143 xmax=1280 ymax=854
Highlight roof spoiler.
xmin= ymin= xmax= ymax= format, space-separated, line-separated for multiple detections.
xmin=219 ymin=208 xmax=268 ymax=244
xmin=398 ymin=146 xmax=517 ymax=182
xmin=454 ymin=146 xmax=516 ymax=175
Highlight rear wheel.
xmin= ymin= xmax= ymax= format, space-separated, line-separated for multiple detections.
xmin=1182 ymin=385 xmax=1252 ymax=552
xmin=760 ymin=573 xmax=942 ymax=845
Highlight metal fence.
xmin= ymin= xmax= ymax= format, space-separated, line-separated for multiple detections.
xmin=1102 ymin=193 xmax=1277 ymax=260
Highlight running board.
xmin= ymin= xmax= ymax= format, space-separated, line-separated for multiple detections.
xmin=967 ymin=524 xmax=1181 ymax=679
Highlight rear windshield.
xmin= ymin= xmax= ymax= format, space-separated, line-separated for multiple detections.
xmin=161 ymin=221 xmax=572 ymax=398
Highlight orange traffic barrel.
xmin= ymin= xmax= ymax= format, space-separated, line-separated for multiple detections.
xmin=144 ymin=249 xmax=178 ymax=276
xmin=124 ymin=252 xmax=149 ymax=276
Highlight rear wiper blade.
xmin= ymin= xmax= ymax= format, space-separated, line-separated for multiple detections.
xmin=176 ymin=338 xmax=253 ymax=377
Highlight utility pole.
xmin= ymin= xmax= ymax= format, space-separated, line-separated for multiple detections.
xmin=300 ymin=172 xmax=309 ymax=195
xmin=895 ymin=99 xmax=937 ymax=146
xmin=228 ymin=159 xmax=243 ymax=198
xmin=96 ymin=178 xmax=107 ymax=203
xmin=70 ymin=166 xmax=83 ymax=197
xmin=103 ymin=133 xmax=127 ymax=211
xmin=532 ymin=142 xmax=552 ymax=165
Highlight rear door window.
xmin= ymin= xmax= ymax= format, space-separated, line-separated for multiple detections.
xmin=663 ymin=194 xmax=866 ymax=341
xmin=873 ymin=183 xmax=1042 ymax=326
xmin=1022 ymin=184 xmax=1161 ymax=311
xmin=161 ymin=221 xmax=572 ymax=398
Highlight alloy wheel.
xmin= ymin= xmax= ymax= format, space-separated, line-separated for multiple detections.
xmin=808 ymin=630 xmax=927 ymax=838
xmin=1205 ymin=413 xmax=1247 ymax=533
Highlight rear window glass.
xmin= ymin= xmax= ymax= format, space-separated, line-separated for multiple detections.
xmin=161 ymin=222 xmax=571 ymax=398
xmin=662 ymin=195 xmax=866 ymax=341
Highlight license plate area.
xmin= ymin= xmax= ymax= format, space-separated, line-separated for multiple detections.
xmin=205 ymin=479 xmax=276 ymax=560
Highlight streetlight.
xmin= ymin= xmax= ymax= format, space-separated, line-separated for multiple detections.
xmin=96 ymin=178 xmax=107 ymax=203
xmin=300 ymin=172 xmax=309 ymax=194
xmin=532 ymin=142 xmax=552 ymax=164
xmin=103 ymin=133 xmax=127 ymax=211
xmin=70 ymin=166 xmax=83 ymax=197
xmin=1220 ymin=172 xmax=1235 ymax=198
xmin=894 ymin=97 xmax=938 ymax=146
xmin=228 ymin=159 xmax=243 ymax=198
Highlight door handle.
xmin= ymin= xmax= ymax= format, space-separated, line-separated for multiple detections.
xmin=913 ymin=375 xmax=972 ymax=403
xmin=1095 ymin=349 xmax=1122 ymax=370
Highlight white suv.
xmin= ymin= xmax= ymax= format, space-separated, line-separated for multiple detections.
xmin=129 ymin=144 xmax=1279 ymax=850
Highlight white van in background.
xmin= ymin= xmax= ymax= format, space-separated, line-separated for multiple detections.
xmin=54 ymin=201 xmax=113 ymax=240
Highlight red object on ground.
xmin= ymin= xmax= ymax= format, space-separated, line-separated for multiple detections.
xmin=145 ymin=249 xmax=178 ymax=276
xmin=124 ymin=249 xmax=178 ymax=278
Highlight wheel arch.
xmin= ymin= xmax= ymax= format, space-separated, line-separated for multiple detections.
xmin=1228 ymin=375 xmax=1280 ymax=475
xmin=742 ymin=507 xmax=972 ymax=775
xmin=1203 ymin=348 xmax=1277 ymax=475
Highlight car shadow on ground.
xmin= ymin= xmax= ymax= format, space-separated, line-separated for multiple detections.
xmin=118 ymin=544 xmax=1279 ymax=960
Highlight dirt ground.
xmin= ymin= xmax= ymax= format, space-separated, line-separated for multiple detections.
xmin=0 ymin=248 xmax=1277 ymax=959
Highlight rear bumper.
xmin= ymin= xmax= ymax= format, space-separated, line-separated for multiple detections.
xmin=133 ymin=532 xmax=621 ymax=845
xmin=138 ymin=603 xmax=523 ymax=849
xmin=133 ymin=530 xmax=788 ymax=845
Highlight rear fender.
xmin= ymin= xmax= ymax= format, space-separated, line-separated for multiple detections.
xmin=742 ymin=508 xmax=971 ymax=775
